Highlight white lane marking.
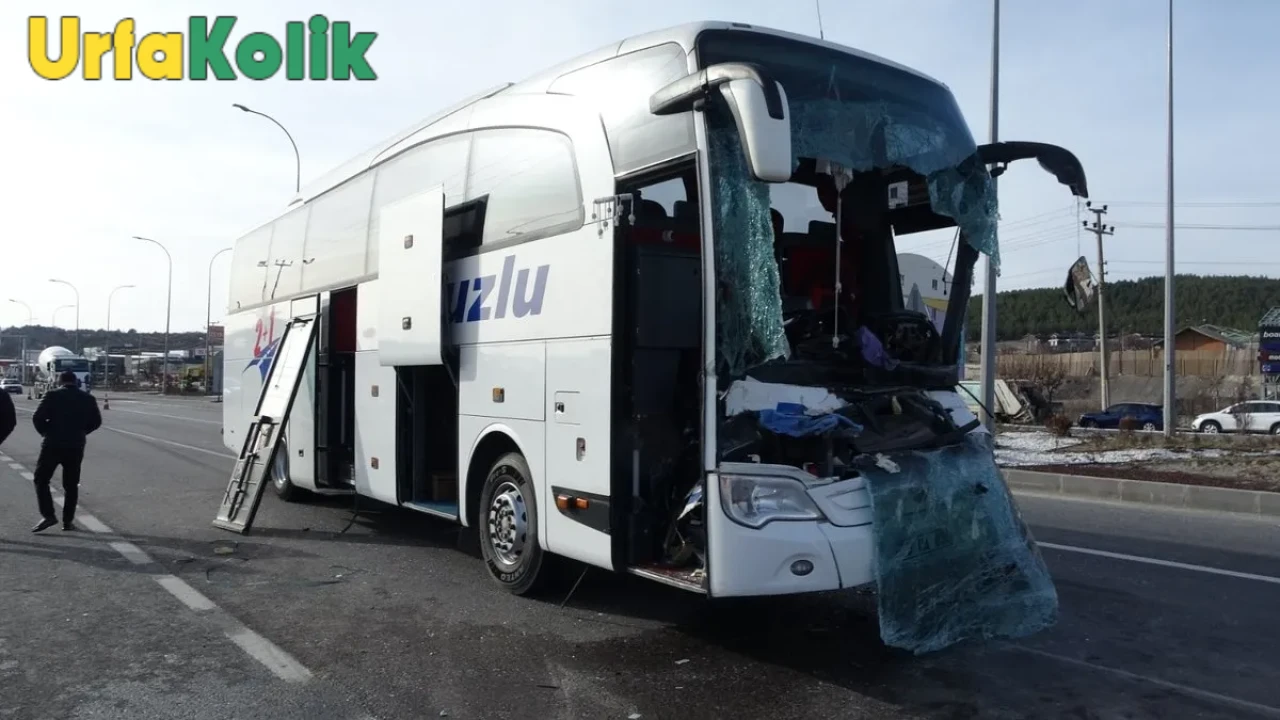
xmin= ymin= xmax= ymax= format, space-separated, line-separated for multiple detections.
xmin=107 ymin=407 xmax=222 ymax=425
xmin=109 ymin=541 xmax=151 ymax=565
xmin=1 ymin=445 xmax=318 ymax=687
xmin=227 ymin=627 xmax=314 ymax=684
xmin=77 ymin=513 xmax=113 ymax=534
xmin=155 ymin=575 xmax=219 ymax=612
xmin=101 ymin=426 xmax=236 ymax=459
xmin=107 ymin=399 xmax=217 ymax=410
xmin=0 ymin=454 xmax=10 ymax=461
xmin=1011 ymin=645 xmax=1280 ymax=718
xmin=7 ymin=462 xmax=23 ymax=470
xmin=1039 ymin=541 xmax=1280 ymax=586
xmin=19 ymin=471 xmax=33 ymax=481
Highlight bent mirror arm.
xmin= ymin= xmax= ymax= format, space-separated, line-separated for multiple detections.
xmin=650 ymin=63 xmax=793 ymax=183
xmin=940 ymin=143 xmax=1089 ymax=365
xmin=976 ymin=141 xmax=1090 ymax=199
xmin=649 ymin=62 xmax=785 ymax=118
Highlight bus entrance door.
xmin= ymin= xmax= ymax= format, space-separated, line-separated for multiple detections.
xmin=214 ymin=315 xmax=320 ymax=534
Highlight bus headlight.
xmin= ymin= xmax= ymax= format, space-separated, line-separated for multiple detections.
xmin=718 ymin=473 xmax=826 ymax=528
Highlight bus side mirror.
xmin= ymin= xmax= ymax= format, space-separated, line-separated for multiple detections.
xmin=718 ymin=79 xmax=792 ymax=183
xmin=650 ymin=62 xmax=793 ymax=183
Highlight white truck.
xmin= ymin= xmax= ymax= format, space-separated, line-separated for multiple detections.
xmin=35 ymin=346 xmax=91 ymax=397
xmin=215 ymin=20 xmax=1089 ymax=651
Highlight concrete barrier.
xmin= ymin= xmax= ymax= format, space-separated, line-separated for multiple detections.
xmin=1003 ymin=468 xmax=1280 ymax=517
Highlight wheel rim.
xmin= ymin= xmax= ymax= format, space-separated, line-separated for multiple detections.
xmin=1205 ymin=424 xmax=1219 ymax=434
xmin=487 ymin=479 xmax=528 ymax=568
xmin=1143 ymin=422 xmax=1156 ymax=431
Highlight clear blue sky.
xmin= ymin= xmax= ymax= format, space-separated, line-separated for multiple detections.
xmin=2 ymin=0 xmax=1276 ymax=333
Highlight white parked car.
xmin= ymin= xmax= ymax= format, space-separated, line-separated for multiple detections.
xmin=1192 ymin=401 xmax=1280 ymax=435
xmin=0 ymin=377 xmax=22 ymax=394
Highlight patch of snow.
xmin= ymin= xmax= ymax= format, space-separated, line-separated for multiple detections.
xmin=994 ymin=431 xmax=1230 ymax=467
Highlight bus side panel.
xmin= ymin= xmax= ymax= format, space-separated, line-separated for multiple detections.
xmin=352 ymin=350 xmax=398 ymax=504
xmin=220 ymin=299 xmax=317 ymax=492
xmin=458 ymin=417 xmax=546 ymax=538
xmin=457 ymin=341 xmax=546 ymax=536
xmin=289 ymin=341 xmax=318 ymax=490
xmin=543 ymin=336 xmax=613 ymax=570
xmin=353 ymin=280 xmax=398 ymax=505
xmin=221 ymin=309 xmax=258 ymax=453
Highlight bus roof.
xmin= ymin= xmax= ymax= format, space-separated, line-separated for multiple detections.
xmin=281 ymin=21 xmax=945 ymax=210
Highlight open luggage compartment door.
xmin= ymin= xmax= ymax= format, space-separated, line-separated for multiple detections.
xmin=377 ymin=187 xmax=446 ymax=367
xmin=214 ymin=316 xmax=319 ymax=534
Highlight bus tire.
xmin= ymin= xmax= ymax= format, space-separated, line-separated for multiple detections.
xmin=478 ymin=452 xmax=547 ymax=596
xmin=271 ymin=439 xmax=302 ymax=502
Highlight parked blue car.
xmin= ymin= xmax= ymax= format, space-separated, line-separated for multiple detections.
xmin=1077 ymin=403 xmax=1164 ymax=431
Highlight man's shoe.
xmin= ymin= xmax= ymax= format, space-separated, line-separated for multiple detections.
xmin=32 ymin=518 xmax=57 ymax=533
xmin=62 ymin=522 xmax=76 ymax=531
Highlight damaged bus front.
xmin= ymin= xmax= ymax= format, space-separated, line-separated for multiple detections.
xmin=651 ymin=29 xmax=1088 ymax=651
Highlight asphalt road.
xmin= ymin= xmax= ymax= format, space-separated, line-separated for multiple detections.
xmin=2 ymin=390 xmax=1279 ymax=719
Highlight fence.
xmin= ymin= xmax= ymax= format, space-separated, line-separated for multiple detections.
xmin=997 ymin=348 xmax=1258 ymax=379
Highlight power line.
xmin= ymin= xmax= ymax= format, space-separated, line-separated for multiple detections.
xmin=1109 ymin=259 xmax=1280 ymax=266
xmin=1101 ymin=199 xmax=1280 ymax=208
xmin=1114 ymin=222 xmax=1280 ymax=231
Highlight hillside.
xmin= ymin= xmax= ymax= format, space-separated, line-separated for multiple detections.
xmin=0 ymin=325 xmax=207 ymax=358
xmin=967 ymin=274 xmax=1280 ymax=341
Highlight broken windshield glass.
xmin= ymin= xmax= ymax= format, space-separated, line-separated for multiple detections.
xmin=857 ymin=432 xmax=1059 ymax=654
xmin=699 ymin=30 xmax=999 ymax=377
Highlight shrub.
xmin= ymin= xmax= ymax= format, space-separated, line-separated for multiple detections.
xmin=1045 ymin=414 xmax=1073 ymax=438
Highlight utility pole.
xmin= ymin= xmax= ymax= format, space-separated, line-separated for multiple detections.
xmin=978 ymin=0 xmax=1001 ymax=431
xmin=1163 ymin=0 xmax=1177 ymax=437
xmin=1084 ymin=202 xmax=1115 ymax=409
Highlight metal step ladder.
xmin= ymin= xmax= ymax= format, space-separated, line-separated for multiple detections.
xmin=213 ymin=315 xmax=319 ymax=534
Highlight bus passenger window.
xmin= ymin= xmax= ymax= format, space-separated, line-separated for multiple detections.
xmin=465 ymin=128 xmax=583 ymax=248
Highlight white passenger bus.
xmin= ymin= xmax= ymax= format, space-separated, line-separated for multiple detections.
xmin=218 ymin=21 xmax=1088 ymax=598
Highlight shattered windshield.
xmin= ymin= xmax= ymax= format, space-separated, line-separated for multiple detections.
xmin=697 ymin=30 xmax=998 ymax=377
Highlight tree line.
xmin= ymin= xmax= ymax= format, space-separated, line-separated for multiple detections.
xmin=0 ymin=325 xmax=208 ymax=358
xmin=967 ymin=274 xmax=1280 ymax=342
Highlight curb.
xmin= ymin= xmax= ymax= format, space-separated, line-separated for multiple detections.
xmin=1003 ymin=468 xmax=1280 ymax=518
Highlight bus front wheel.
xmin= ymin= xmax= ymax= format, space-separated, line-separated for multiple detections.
xmin=478 ymin=452 xmax=547 ymax=596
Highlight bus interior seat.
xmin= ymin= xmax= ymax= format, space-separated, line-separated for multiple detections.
xmin=672 ymin=200 xmax=699 ymax=232
xmin=635 ymin=198 xmax=669 ymax=228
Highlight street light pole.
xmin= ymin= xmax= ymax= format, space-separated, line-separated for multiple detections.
xmin=49 ymin=279 xmax=80 ymax=352
xmin=133 ymin=236 xmax=173 ymax=395
xmin=8 ymin=299 xmax=33 ymax=326
xmin=978 ymin=0 xmax=1000 ymax=431
xmin=106 ymin=284 xmax=134 ymax=390
xmin=232 ymin=103 xmax=301 ymax=193
xmin=206 ymin=247 xmax=233 ymax=395
xmin=1163 ymin=0 xmax=1176 ymax=437
xmin=54 ymin=304 xmax=75 ymax=328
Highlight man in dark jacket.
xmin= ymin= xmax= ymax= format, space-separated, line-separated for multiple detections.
xmin=30 ymin=370 xmax=102 ymax=532
xmin=0 ymin=379 xmax=15 ymax=446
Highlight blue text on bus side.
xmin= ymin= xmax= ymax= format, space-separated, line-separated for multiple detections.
xmin=446 ymin=254 xmax=550 ymax=324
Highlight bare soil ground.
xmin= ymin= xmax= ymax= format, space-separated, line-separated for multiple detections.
xmin=1020 ymin=431 xmax=1280 ymax=492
